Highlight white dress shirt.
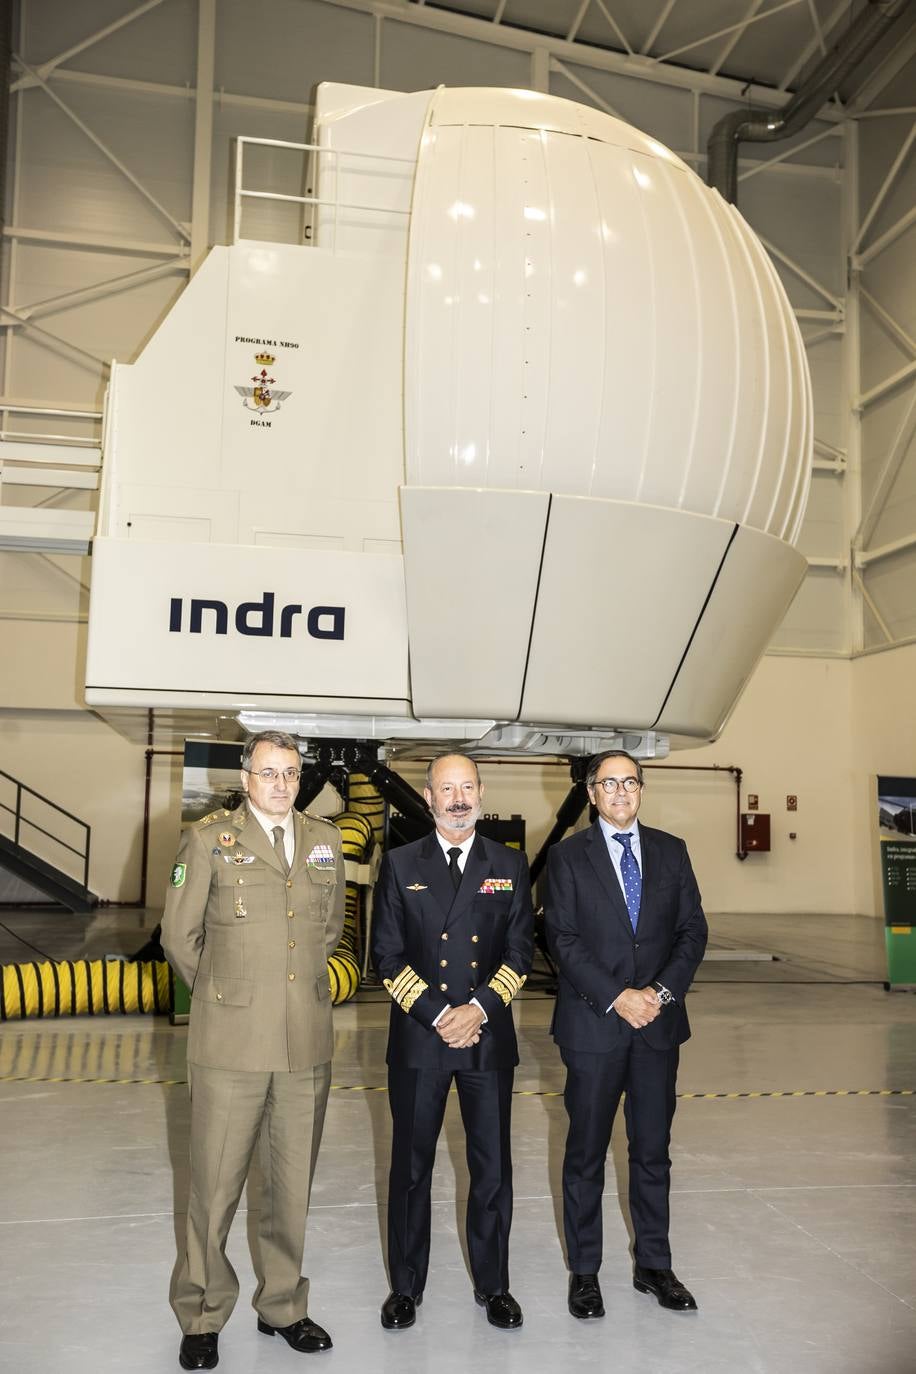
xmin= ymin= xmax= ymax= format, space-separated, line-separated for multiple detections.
xmin=247 ymin=800 xmax=295 ymax=867
xmin=434 ymin=829 xmax=475 ymax=869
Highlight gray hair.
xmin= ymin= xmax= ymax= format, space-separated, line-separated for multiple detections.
xmin=585 ymin=749 xmax=644 ymax=789
xmin=240 ymin=730 xmax=301 ymax=771
xmin=425 ymin=753 xmax=481 ymax=789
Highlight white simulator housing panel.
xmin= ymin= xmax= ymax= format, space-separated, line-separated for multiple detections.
xmin=86 ymin=83 xmax=811 ymax=751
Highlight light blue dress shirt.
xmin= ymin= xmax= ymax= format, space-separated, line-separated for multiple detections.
xmin=598 ymin=815 xmax=642 ymax=896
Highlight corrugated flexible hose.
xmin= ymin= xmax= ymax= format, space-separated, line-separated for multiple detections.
xmin=0 ymin=800 xmax=381 ymax=1019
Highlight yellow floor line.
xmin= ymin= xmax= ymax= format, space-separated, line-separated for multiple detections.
xmin=0 ymin=1074 xmax=913 ymax=1099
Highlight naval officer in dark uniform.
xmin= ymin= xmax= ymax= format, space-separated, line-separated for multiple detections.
xmin=371 ymin=753 xmax=533 ymax=1332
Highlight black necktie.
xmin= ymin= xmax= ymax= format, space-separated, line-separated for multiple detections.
xmin=447 ymin=846 xmax=462 ymax=892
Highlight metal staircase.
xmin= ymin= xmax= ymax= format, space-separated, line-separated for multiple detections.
xmin=0 ymin=768 xmax=96 ymax=911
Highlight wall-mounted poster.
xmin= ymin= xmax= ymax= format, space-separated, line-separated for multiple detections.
xmin=877 ymin=776 xmax=916 ymax=990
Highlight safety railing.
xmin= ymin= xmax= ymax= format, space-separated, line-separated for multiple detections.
xmin=0 ymin=767 xmax=91 ymax=893
xmin=232 ymin=136 xmax=414 ymax=250
xmin=0 ymin=401 xmax=102 ymax=449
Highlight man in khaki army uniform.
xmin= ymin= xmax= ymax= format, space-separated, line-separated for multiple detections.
xmin=162 ymin=730 xmax=345 ymax=1370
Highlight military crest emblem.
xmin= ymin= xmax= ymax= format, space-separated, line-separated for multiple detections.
xmin=235 ymin=351 xmax=292 ymax=414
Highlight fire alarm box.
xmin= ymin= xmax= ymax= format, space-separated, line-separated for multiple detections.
xmin=741 ymin=812 xmax=771 ymax=852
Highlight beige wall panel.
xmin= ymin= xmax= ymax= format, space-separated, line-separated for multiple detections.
xmin=852 ymin=641 xmax=916 ymax=917
xmin=769 ymin=572 xmax=848 ymax=654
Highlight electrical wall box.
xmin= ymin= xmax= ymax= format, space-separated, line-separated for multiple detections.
xmin=741 ymin=812 xmax=771 ymax=852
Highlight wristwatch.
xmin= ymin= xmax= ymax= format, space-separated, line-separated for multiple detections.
xmin=651 ymin=981 xmax=674 ymax=1006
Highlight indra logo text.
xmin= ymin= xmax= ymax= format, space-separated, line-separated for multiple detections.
xmin=168 ymin=592 xmax=345 ymax=640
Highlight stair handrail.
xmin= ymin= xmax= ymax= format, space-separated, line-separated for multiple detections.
xmin=0 ymin=767 xmax=91 ymax=892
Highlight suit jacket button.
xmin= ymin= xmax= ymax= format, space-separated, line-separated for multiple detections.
xmin=237 ymin=878 xmax=244 ymax=885
xmin=440 ymin=982 xmax=448 ymax=991
xmin=441 ymin=932 xmax=448 ymax=940
xmin=471 ymin=934 xmax=479 ymax=943
xmin=287 ymin=879 xmax=292 ymax=888
xmin=289 ymin=940 xmax=296 ymax=949
xmin=470 ymin=961 xmax=478 ymax=969
xmin=440 ymin=959 xmax=448 ymax=967
xmin=288 ymin=910 xmax=294 ymax=918
xmin=216 ymin=992 xmax=223 ymax=1001
xmin=288 ymin=973 xmax=296 ymax=981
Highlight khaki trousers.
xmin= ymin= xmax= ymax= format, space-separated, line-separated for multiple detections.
xmin=171 ymin=1061 xmax=331 ymax=1335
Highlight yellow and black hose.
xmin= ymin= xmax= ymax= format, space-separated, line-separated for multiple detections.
xmin=327 ymin=806 xmax=375 ymax=1004
xmin=1 ymin=957 xmax=170 ymax=1021
xmin=0 ymin=797 xmax=384 ymax=1019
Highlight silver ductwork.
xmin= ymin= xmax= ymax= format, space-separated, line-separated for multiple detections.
xmin=708 ymin=0 xmax=915 ymax=203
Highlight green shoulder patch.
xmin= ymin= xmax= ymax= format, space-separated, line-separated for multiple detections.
xmin=170 ymin=862 xmax=187 ymax=888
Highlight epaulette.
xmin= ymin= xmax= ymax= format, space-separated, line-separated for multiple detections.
xmin=195 ymin=808 xmax=234 ymax=828
xmin=300 ymin=809 xmax=338 ymax=829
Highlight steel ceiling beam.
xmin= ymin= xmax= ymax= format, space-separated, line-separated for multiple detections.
xmin=317 ymin=0 xmax=843 ymax=112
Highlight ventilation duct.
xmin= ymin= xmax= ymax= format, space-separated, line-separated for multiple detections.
xmin=708 ymin=0 xmax=915 ymax=204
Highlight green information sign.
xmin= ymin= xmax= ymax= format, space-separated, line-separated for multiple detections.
xmin=878 ymin=775 xmax=916 ymax=990
xmin=881 ymin=841 xmax=916 ymax=924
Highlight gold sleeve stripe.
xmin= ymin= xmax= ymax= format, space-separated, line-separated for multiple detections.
xmin=390 ymin=966 xmax=417 ymax=998
xmin=487 ymin=964 xmax=527 ymax=1007
xmin=384 ymin=965 xmax=429 ymax=1014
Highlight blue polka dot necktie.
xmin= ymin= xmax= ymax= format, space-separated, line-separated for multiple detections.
xmin=613 ymin=832 xmax=641 ymax=932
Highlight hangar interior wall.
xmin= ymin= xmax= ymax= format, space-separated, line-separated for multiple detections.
xmin=0 ymin=0 xmax=914 ymax=918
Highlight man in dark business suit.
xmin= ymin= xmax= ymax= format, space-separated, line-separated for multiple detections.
xmin=545 ymin=750 xmax=707 ymax=1320
xmin=371 ymin=753 xmax=533 ymax=1333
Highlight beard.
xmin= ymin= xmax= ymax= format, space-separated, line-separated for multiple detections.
xmin=431 ymin=800 xmax=481 ymax=834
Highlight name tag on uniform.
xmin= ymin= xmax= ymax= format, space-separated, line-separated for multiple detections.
xmin=307 ymin=843 xmax=335 ymax=868
xmin=478 ymin=878 xmax=513 ymax=894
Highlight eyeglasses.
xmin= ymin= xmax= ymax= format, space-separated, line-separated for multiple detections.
xmin=245 ymin=767 xmax=301 ymax=783
xmin=592 ymin=776 xmax=641 ymax=794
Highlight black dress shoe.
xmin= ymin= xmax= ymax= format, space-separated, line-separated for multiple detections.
xmin=380 ymin=1291 xmax=422 ymax=1329
xmin=257 ymin=1316 xmax=333 ymax=1352
xmin=379 ymin=1286 xmax=422 ymax=1330
xmin=633 ymin=1265 xmax=698 ymax=1312
xmin=568 ymin=1272 xmax=605 ymax=1319
xmin=179 ymin=1333 xmax=219 ymax=1370
xmin=474 ymin=1291 xmax=523 ymax=1329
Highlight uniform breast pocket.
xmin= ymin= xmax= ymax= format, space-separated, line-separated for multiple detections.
xmin=473 ymin=892 xmax=513 ymax=912
xmin=215 ymin=866 xmax=270 ymax=924
xmin=305 ymin=866 xmax=337 ymax=916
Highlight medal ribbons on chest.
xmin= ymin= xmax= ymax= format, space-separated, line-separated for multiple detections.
xmin=306 ymin=842 xmax=335 ymax=868
xmin=477 ymin=877 xmax=513 ymax=894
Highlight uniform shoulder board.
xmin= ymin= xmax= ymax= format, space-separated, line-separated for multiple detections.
xmin=195 ymin=807 xmax=233 ymax=828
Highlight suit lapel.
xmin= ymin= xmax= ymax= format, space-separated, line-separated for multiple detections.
xmin=415 ymin=829 xmax=455 ymax=921
xmin=585 ymin=821 xmax=634 ymax=938
xmin=289 ymin=812 xmax=309 ymax=879
xmin=636 ymin=823 xmax=656 ymax=924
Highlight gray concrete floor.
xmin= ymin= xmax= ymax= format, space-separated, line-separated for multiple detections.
xmin=0 ymin=907 xmax=914 ymax=1374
